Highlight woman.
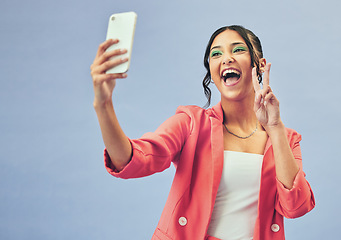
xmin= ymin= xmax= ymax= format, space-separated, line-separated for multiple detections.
xmin=91 ymin=25 xmax=315 ymax=240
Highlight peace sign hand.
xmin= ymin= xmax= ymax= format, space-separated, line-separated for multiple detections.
xmin=252 ymin=63 xmax=282 ymax=130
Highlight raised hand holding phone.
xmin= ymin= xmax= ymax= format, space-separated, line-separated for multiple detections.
xmin=90 ymin=12 xmax=137 ymax=105
xmin=90 ymin=39 xmax=128 ymax=106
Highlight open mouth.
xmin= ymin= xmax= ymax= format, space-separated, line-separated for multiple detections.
xmin=221 ymin=68 xmax=241 ymax=86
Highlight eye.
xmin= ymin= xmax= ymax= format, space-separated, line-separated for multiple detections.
xmin=232 ymin=46 xmax=247 ymax=53
xmin=210 ymin=50 xmax=223 ymax=58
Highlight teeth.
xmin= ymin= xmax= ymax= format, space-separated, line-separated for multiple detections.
xmin=222 ymin=69 xmax=240 ymax=77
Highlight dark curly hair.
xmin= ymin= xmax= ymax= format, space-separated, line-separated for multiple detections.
xmin=202 ymin=25 xmax=264 ymax=108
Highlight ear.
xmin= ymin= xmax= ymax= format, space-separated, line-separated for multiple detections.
xmin=258 ymin=58 xmax=267 ymax=73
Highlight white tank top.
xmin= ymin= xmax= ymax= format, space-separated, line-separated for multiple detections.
xmin=207 ymin=151 xmax=264 ymax=240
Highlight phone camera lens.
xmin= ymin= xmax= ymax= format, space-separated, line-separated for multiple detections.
xmin=111 ymin=16 xmax=115 ymax=21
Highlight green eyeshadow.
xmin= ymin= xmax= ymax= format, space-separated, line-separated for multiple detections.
xmin=232 ymin=46 xmax=247 ymax=53
xmin=210 ymin=50 xmax=223 ymax=58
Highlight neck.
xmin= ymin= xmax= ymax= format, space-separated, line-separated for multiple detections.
xmin=221 ymin=93 xmax=258 ymax=131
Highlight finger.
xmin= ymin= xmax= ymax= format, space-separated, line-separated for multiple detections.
xmin=263 ymin=92 xmax=273 ymax=106
xmin=95 ymin=57 xmax=129 ymax=74
xmin=104 ymin=73 xmax=128 ymax=81
xmin=93 ymin=73 xmax=128 ymax=85
xmin=96 ymin=39 xmax=119 ymax=59
xmin=262 ymin=85 xmax=272 ymax=95
xmin=264 ymin=92 xmax=279 ymax=107
xmin=263 ymin=63 xmax=271 ymax=89
xmin=252 ymin=67 xmax=261 ymax=92
xmin=261 ymin=85 xmax=273 ymax=104
xmin=267 ymin=86 xmax=272 ymax=93
xmin=259 ymin=87 xmax=269 ymax=101
xmin=96 ymin=48 xmax=128 ymax=65
xmin=254 ymin=91 xmax=262 ymax=112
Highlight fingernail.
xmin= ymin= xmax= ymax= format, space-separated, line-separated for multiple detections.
xmin=122 ymin=73 xmax=127 ymax=77
xmin=120 ymin=49 xmax=127 ymax=53
xmin=121 ymin=57 xmax=128 ymax=62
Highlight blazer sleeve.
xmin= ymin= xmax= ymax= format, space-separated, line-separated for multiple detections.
xmin=275 ymin=130 xmax=316 ymax=218
xmin=104 ymin=109 xmax=192 ymax=179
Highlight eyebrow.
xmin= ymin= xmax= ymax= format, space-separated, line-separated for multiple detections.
xmin=210 ymin=42 xmax=246 ymax=52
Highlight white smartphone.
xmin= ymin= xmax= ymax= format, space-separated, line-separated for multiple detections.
xmin=105 ymin=12 xmax=137 ymax=74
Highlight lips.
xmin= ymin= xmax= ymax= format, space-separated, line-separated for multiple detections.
xmin=221 ymin=68 xmax=241 ymax=86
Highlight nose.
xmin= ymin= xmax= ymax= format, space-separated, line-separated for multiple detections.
xmin=222 ymin=54 xmax=234 ymax=65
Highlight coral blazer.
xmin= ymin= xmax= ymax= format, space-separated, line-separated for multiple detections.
xmin=104 ymin=102 xmax=315 ymax=240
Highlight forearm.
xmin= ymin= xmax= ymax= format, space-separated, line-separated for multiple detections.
xmin=94 ymin=100 xmax=132 ymax=171
xmin=266 ymin=121 xmax=299 ymax=189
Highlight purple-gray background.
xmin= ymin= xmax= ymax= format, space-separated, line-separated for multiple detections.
xmin=1 ymin=0 xmax=339 ymax=239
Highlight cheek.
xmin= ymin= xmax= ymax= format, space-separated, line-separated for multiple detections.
xmin=240 ymin=59 xmax=253 ymax=74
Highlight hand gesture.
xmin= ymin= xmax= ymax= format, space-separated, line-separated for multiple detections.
xmin=252 ymin=63 xmax=282 ymax=130
xmin=90 ymin=39 xmax=128 ymax=106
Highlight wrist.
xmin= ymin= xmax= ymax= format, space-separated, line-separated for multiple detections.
xmin=264 ymin=120 xmax=286 ymax=137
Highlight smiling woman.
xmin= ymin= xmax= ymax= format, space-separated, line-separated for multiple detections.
xmin=90 ymin=25 xmax=315 ymax=240
xmin=203 ymin=25 xmax=264 ymax=108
